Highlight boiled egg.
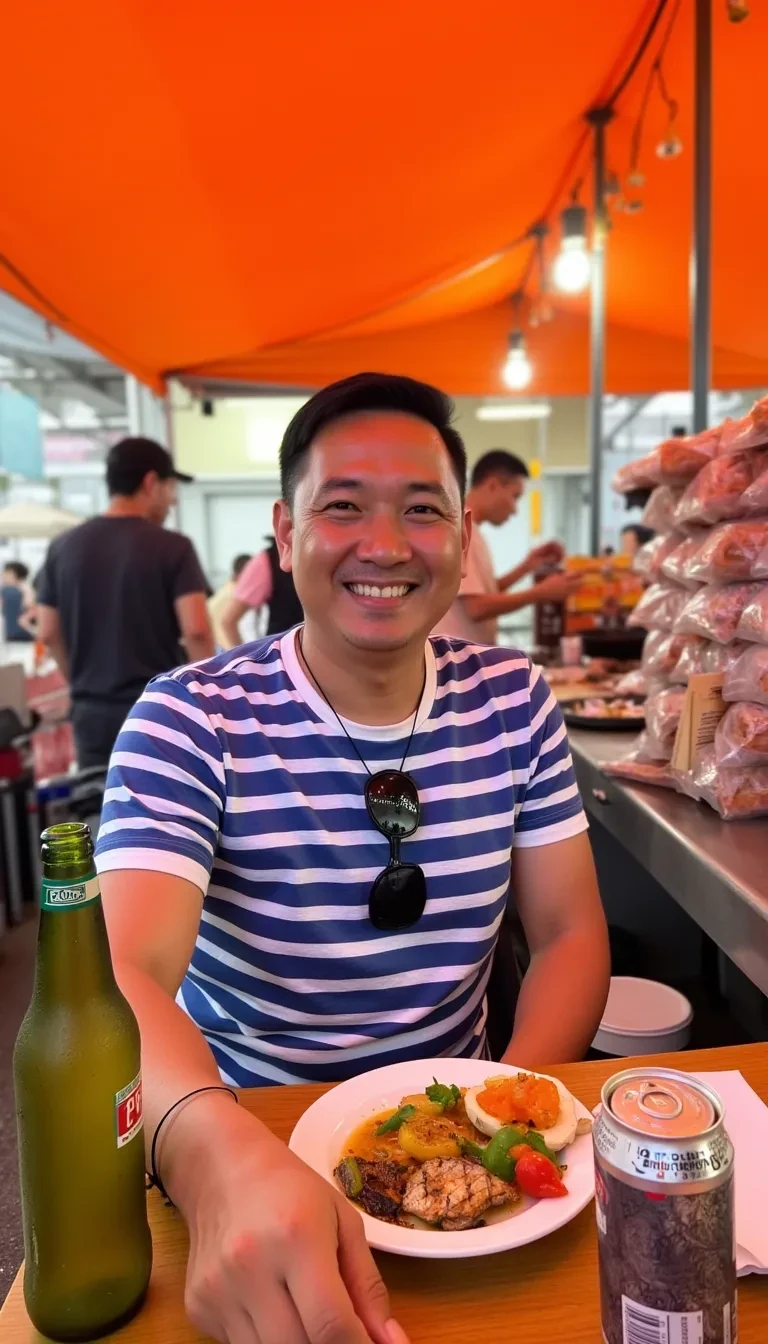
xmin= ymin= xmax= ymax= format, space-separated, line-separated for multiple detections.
xmin=464 ymin=1071 xmax=579 ymax=1153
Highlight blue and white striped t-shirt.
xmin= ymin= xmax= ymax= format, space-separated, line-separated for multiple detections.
xmin=95 ymin=630 xmax=587 ymax=1086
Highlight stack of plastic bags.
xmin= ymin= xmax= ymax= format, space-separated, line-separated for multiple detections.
xmin=606 ymin=399 xmax=768 ymax=816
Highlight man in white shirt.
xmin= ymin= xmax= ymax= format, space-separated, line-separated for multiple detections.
xmin=437 ymin=449 xmax=581 ymax=643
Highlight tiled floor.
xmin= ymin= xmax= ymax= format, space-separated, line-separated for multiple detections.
xmin=0 ymin=916 xmax=37 ymax=1302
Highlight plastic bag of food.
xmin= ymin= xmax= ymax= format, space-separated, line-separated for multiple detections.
xmin=723 ymin=644 xmax=768 ymax=708
xmin=714 ymin=701 xmax=768 ymax=768
xmin=628 ymin=582 xmax=688 ymax=632
xmin=633 ymin=533 xmax=680 ymax=582
xmin=612 ymin=450 xmax=662 ymax=495
xmin=718 ymin=396 xmax=768 ymax=455
xmin=691 ymin=747 xmax=768 ymax=820
xmin=675 ymin=582 xmax=763 ymax=644
xmin=658 ymin=428 xmax=720 ymax=484
xmin=641 ymin=485 xmax=683 ymax=533
xmin=660 ymin=534 xmax=705 ymax=589
xmin=644 ymin=686 xmax=686 ymax=750
xmin=701 ymin=640 xmax=749 ymax=675
xmin=674 ymin=453 xmax=758 ymax=527
xmin=602 ymin=753 xmax=676 ymax=789
xmin=734 ymin=585 xmax=768 ymax=645
xmin=639 ymin=630 xmax=686 ymax=678
xmin=741 ymin=459 xmax=768 ymax=515
xmin=685 ymin=518 xmax=768 ymax=584
xmin=613 ymin=669 xmax=669 ymax=697
xmin=669 ymin=636 xmax=709 ymax=684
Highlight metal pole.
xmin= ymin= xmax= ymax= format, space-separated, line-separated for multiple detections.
xmin=691 ymin=0 xmax=712 ymax=432
xmin=587 ymin=107 xmax=614 ymax=556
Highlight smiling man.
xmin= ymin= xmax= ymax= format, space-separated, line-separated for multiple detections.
xmin=96 ymin=374 xmax=609 ymax=1344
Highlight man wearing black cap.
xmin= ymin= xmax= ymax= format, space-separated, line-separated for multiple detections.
xmin=36 ymin=436 xmax=215 ymax=768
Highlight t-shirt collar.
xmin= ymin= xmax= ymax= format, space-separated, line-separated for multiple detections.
xmin=280 ymin=625 xmax=436 ymax=742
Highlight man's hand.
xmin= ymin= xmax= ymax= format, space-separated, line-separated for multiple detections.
xmin=532 ymin=571 xmax=583 ymax=604
xmin=170 ymin=1101 xmax=407 ymax=1344
xmin=525 ymin=541 xmax=565 ymax=573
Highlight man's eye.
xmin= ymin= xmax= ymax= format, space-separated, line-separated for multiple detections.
xmin=325 ymin=500 xmax=358 ymax=512
xmin=408 ymin=504 xmax=440 ymax=516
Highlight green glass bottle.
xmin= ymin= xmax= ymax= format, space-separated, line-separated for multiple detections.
xmin=13 ymin=823 xmax=152 ymax=1341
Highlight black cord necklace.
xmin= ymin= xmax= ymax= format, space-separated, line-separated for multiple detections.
xmin=297 ymin=629 xmax=426 ymax=776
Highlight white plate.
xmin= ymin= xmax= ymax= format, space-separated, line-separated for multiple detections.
xmin=289 ymin=1057 xmax=595 ymax=1259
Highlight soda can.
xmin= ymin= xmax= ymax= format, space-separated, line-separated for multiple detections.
xmin=594 ymin=1067 xmax=736 ymax=1344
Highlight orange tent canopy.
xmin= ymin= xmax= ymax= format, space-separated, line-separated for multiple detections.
xmin=0 ymin=1 xmax=765 ymax=395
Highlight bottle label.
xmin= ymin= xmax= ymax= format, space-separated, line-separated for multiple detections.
xmin=40 ymin=874 xmax=100 ymax=911
xmin=115 ymin=1072 xmax=143 ymax=1148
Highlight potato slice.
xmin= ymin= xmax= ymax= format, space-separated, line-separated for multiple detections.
xmin=399 ymin=1114 xmax=462 ymax=1160
xmin=399 ymin=1093 xmax=443 ymax=1117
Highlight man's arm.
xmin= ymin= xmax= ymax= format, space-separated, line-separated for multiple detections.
xmin=462 ymin=570 xmax=583 ymax=623
xmin=218 ymin=595 xmax=250 ymax=650
xmin=496 ymin=542 xmax=565 ymax=594
xmin=175 ymin=592 xmax=216 ymax=661
xmin=502 ymin=831 xmax=610 ymax=1067
xmin=36 ymin=603 xmax=69 ymax=679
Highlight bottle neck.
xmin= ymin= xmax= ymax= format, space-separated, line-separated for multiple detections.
xmin=35 ymin=864 xmax=118 ymax=1003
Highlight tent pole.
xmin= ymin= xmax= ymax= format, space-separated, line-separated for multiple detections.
xmin=691 ymin=0 xmax=712 ymax=433
xmin=586 ymin=107 xmax=614 ymax=556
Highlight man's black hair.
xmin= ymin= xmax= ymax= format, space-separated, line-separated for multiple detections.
xmin=3 ymin=561 xmax=29 ymax=580
xmin=470 ymin=449 xmax=530 ymax=489
xmin=232 ymin=553 xmax=252 ymax=579
xmin=621 ymin=523 xmax=655 ymax=547
xmin=278 ymin=372 xmax=467 ymax=503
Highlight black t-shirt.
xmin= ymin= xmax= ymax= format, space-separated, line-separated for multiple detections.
xmin=37 ymin=516 xmax=208 ymax=705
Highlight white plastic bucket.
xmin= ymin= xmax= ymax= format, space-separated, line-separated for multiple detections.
xmin=592 ymin=976 xmax=693 ymax=1057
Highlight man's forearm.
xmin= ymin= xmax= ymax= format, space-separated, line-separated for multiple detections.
xmin=496 ymin=560 xmax=532 ymax=593
xmin=219 ymin=615 xmax=242 ymax=649
xmin=501 ymin=926 xmax=611 ymax=1069
xmin=182 ymin=632 xmax=216 ymax=662
xmin=112 ymin=960 xmax=273 ymax=1203
xmin=462 ymin=587 xmax=540 ymax=622
xmin=44 ymin=636 xmax=69 ymax=680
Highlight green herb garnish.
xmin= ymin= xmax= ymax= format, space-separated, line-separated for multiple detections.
xmin=375 ymin=1104 xmax=417 ymax=1135
xmin=425 ymin=1078 xmax=462 ymax=1111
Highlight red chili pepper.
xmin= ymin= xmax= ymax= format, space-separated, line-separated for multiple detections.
xmin=513 ymin=1147 xmax=567 ymax=1198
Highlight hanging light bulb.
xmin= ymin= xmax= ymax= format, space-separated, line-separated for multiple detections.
xmin=656 ymin=100 xmax=683 ymax=158
xmin=502 ymin=331 xmax=533 ymax=390
xmin=552 ymin=203 xmax=590 ymax=294
xmin=626 ymin=169 xmax=646 ymax=189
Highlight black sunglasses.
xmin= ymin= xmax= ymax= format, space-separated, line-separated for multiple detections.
xmin=364 ymin=770 xmax=427 ymax=931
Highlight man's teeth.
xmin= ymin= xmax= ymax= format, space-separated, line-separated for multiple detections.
xmin=349 ymin=583 xmax=411 ymax=598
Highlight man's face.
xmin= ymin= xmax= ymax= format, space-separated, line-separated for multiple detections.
xmin=275 ymin=411 xmax=468 ymax=654
xmin=483 ymin=472 xmax=525 ymax=526
xmin=145 ymin=475 xmax=177 ymax=526
xmin=2 ymin=567 xmax=17 ymax=587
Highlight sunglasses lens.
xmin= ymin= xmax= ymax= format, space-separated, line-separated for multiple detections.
xmin=369 ymin=863 xmax=427 ymax=931
xmin=365 ymin=770 xmax=420 ymax=837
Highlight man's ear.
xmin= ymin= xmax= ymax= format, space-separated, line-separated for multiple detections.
xmin=460 ymin=506 xmax=473 ymax=579
xmin=273 ymin=498 xmax=294 ymax=573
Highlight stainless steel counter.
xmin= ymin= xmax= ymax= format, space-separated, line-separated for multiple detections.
xmin=569 ymin=729 xmax=768 ymax=996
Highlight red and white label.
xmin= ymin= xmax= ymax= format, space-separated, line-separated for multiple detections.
xmin=115 ymin=1073 xmax=143 ymax=1148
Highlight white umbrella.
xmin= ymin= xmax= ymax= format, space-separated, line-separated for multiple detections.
xmin=0 ymin=501 xmax=82 ymax=539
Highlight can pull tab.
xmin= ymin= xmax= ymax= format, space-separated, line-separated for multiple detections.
xmin=636 ymin=1082 xmax=684 ymax=1121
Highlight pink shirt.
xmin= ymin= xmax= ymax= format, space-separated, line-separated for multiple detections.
xmin=434 ymin=527 xmax=498 ymax=645
xmin=233 ymin=550 xmax=273 ymax=609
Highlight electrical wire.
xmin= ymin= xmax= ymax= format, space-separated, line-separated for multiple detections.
xmin=628 ymin=0 xmax=683 ymax=175
xmin=603 ymin=0 xmax=671 ymax=109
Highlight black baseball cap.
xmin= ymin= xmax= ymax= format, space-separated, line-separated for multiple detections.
xmin=106 ymin=436 xmax=194 ymax=495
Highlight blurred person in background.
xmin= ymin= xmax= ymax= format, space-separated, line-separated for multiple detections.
xmin=218 ymin=536 xmax=303 ymax=648
xmin=36 ymin=437 xmax=215 ymax=769
xmin=436 ymin=449 xmax=582 ymax=644
xmin=208 ymin=553 xmax=252 ymax=648
xmin=1 ymin=561 xmax=34 ymax=641
xmin=620 ymin=523 xmax=655 ymax=559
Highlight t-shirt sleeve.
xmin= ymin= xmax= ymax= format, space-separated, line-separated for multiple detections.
xmin=170 ymin=538 xmax=210 ymax=601
xmin=233 ymin=550 xmax=272 ymax=608
xmin=95 ymin=677 xmax=226 ymax=893
xmin=35 ymin=543 xmax=58 ymax=608
xmin=514 ymin=661 xmax=588 ymax=848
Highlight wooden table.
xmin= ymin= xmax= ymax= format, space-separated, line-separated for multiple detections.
xmin=2 ymin=1044 xmax=767 ymax=1343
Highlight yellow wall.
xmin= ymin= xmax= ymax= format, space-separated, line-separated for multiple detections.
xmin=170 ymin=385 xmax=589 ymax=477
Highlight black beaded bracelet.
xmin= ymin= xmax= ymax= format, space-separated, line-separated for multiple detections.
xmin=148 ymin=1084 xmax=239 ymax=1203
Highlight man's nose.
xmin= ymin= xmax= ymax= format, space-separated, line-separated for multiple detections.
xmin=356 ymin=509 xmax=413 ymax=566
